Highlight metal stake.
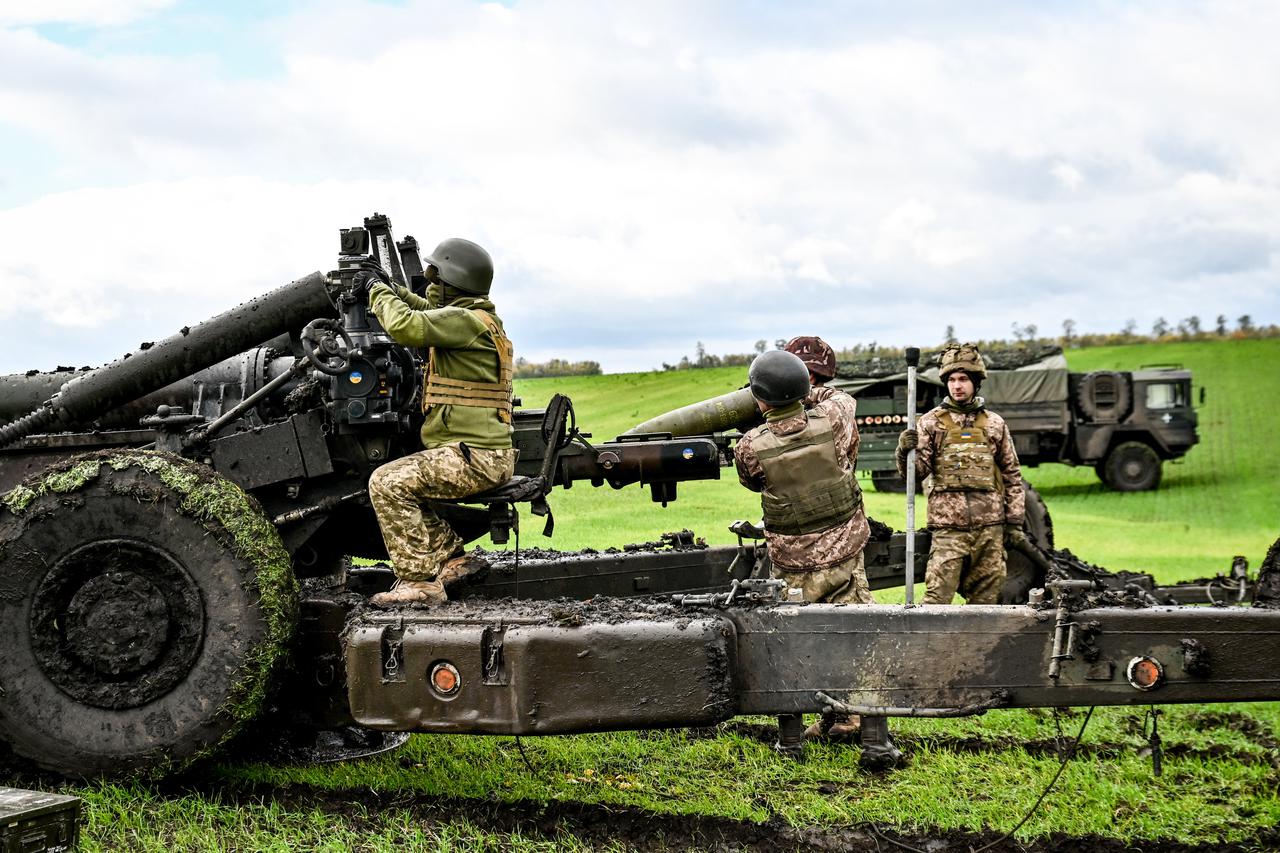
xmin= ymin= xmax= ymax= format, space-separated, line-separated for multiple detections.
xmin=904 ymin=346 xmax=920 ymax=604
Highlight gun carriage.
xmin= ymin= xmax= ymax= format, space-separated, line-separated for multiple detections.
xmin=0 ymin=214 xmax=1277 ymax=779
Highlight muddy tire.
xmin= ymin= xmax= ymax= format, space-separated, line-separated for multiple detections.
xmin=870 ymin=470 xmax=907 ymax=493
xmin=1102 ymin=441 xmax=1162 ymax=491
xmin=1000 ymin=481 xmax=1053 ymax=604
xmin=0 ymin=452 xmax=297 ymax=778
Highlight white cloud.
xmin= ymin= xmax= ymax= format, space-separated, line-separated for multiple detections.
xmin=0 ymin=0 xmax=1277 ymax=374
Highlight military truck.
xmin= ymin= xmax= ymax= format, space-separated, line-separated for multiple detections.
xmin=834 ymin=349 xmax=1199 ymax=492
xmin=0 ymin=214 xmax=1271 ymax=781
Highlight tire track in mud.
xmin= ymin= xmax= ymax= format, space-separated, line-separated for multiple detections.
xmin=169 ymin=780 xmax=1275 ymax=852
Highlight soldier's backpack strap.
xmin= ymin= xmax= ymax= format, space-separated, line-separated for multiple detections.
xmin=420 ymin=309 xmax=515 ymax=423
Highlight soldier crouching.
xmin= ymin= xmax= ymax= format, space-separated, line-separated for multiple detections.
xmin=896 ymin=343 xmax=1025 ymax=605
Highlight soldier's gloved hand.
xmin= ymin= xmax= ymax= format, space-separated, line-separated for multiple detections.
xmin=896 ymin=428 xmax=918 ymax=455
xmin=1004 ymin=523 xmax=1029 ymax=549
xmin=353 ymin=257 xmax=391 ymax=298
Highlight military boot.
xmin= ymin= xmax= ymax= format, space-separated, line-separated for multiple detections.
xmin=437 ymin=551 xmax=490 ymax=588
xmin=370 ymin=578 xmax=447 ymax=608
xmin=805 ymin=712 xmax=861 ymax=742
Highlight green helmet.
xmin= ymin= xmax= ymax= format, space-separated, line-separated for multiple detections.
xmin=426 ymin=238 xmax=494 ymax=295
xmin=749 ymin=350 xmax=811 ymax=406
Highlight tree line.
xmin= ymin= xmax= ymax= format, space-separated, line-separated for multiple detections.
xmin=660 ymin=314 xmax=1278 ymax=372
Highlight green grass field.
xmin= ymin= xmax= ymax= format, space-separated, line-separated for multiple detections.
xmin=28 ymin=338 xmax=1280 ymax=850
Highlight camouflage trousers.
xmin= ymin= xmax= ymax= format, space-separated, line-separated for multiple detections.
xmin=369 ymin=444 xmax=517 ymax=582
xmin=923 ymin=524 xmax=1005 ymax=605
xmin=775 ymin=551 xmax=873 ymax=604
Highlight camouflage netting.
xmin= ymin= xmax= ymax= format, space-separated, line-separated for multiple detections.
xmin=834 ymin=342 xmax=1065 ymax=379
xmin=0 ymin=450 xmax=298 ymax=771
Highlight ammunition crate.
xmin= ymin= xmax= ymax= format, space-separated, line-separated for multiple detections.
xmin=0 ymin=787 xmax=81 ymax=853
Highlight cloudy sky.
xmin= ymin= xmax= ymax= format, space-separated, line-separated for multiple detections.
xmin=1 ymin=0 xmax=1276 ymax=374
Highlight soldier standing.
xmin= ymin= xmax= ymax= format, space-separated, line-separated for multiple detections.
xmin=361 ymin=239 xmax=517 ymax=607
xmin=895 ymin=343 xmax=1025 ymax=605
xmin=734 ymin=349 xmax=871 ymax=744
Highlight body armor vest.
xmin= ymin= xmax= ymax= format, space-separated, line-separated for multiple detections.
xmin=422 ymin=310 xmax=515 ymax=424
xmin=931 ymin=411 xmax=998 ymax=492
xmin=753 ymin=410 xmax=861 ymax=536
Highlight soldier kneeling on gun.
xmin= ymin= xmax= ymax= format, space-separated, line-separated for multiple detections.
xmin=734 ymin=350 xmax=876 ymax=749
xmin=895 ymin=343 xmax=1025 ymax=604
xmin=361 ymin=239 xmax=517 ymax=607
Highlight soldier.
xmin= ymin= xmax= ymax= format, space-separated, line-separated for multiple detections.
xmin=361 ymin=239 xmax=517 ymax=607
xmin=734 ymin=349 xmax=871 ymax=743
xmin=895 ymin=343 xmax=1025 ymax=605
xmin=783 ymin=335 xmax=837 ymax=390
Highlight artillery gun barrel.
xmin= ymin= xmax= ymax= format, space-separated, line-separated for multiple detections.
xmin=623 ymin=386 xmax=762 ymax=437
xmin=0 ymin=272 xmax=332 ymax=448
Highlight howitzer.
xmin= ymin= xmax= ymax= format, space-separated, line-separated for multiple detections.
xmin=1 ymin=213 xmax=1278 ymax=781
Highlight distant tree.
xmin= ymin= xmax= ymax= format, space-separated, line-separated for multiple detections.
xmin=944 ymin=324 xmax=957 ymax=344
xmin=1122 ymin=318 xmax=1137 ymax=338
xmin=695 ymin=341 xmax=706 ymax=363
xmin=1024 ymin=323 xmax=1038 ymax=342
xmin=1010 ymin=322 xmax=1024 ymax=342
xmin=754 ymin=339 xmax=767 ymax=355
xmin=1061 ymin=319 xmax=1076 ymax=347
xmin=1184 ymin=316 xmax=1202 ymax=337
xmin=774 ymin=338 xmax=787 ymax=350
xmin=1215 ymin=314 xmax=1228 ymax=336
xmin=1238 ymin=314 xmax=1254 ymax=332
xmin=1152 ymin=317 xmax=1170 ymax=338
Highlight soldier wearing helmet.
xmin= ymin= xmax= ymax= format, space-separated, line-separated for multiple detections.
xmin=784 ymin=335 xmax=837 ymax=387
xmin=362 ymin=238 xmax=517 ymax=607
xmin=895 ymin=343 xmax=1025 ymax=605
xmin=734 ymin=349 xmax=873 ymax=744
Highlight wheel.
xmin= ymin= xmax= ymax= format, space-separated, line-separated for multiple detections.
xmin=1076 ymin=370 xmax=1132 ymax=423
xmin=870 ymin=470 xmax=908 ymax=493
xmin=1000 ymin=480 xmax=1055 ymax=604
xmin=1094 ymin=461 xmax=1111 ymax=488
xmin=1022 ymin=481 xmax=1054 ymax=550
xmin=1102 ymin=441 xmax=1162 ymax=491
xmin=0 ymin=451 xmax=297 ymax=778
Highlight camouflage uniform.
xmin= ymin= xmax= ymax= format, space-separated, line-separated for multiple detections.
xmin=366 ymin=282 xmax=516 ymax=585
xmin=735 ymin=385 xmax=872 ymax=603
xmin=368 ymin=445 xmax=516 ymax=581
xmin=899 ymin=401 xmax=1023 ymax=604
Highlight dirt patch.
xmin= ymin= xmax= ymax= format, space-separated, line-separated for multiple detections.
xmin=179 ymin=780 xmax=1274 ymax=852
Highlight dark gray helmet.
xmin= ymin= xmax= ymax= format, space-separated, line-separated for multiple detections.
xmin=426 ymin=238 xmax=494 ymax=295
xmin=748 ymin=350 xmax=810 ymax=406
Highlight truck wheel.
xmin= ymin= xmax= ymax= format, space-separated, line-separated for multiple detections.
xmin=1102 ymin=441 xmax=1162 ymax=491
xmin=870 ymin=470 xmax=908 ymax=493
xmin=0 ymin=451 xmax=297 ymax=778
xmin=1001 ymin=480 xmax=1054 ymax=603
xmin=1076 ymin=370 xmax=1132 ymax=423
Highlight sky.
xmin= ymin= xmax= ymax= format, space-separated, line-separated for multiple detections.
xmin=0 ymin=0 xmax=1276 ymax=374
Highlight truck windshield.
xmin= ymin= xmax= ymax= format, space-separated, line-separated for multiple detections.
xmin=1146 ymin=382 xmax=1187 ymax=410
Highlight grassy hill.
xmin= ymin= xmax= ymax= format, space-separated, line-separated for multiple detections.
xmin=513 ymin=338 xmax=1280 ymax=583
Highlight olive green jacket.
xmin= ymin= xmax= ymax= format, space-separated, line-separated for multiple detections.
xmin=368 ymin=282 xmax=514 ymax=451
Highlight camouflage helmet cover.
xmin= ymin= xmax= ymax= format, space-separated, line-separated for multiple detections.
xmin=938 ymin=342 xmax=987 ymax=380
xmin=748 ymin=350 xmax=811 ymax=406
xmin=784 ymin=335 xmax=837 ymax=380
xmin=426 ymin=238 xmax=494 ymax=295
